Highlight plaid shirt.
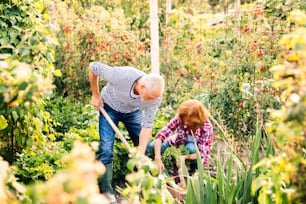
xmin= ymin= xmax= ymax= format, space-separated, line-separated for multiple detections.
xmin=155 ymin=115 xmax=213 ymax=165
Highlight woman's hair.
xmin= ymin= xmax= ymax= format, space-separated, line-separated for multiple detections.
xmin=178 ymin=99 xmax=209 ymax=128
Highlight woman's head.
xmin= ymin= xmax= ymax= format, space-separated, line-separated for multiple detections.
xmin=178 ymin=99 xmax=209 ymax=131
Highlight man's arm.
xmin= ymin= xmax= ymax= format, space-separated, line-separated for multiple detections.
xmin=88 ymin=64 xmax=103 ymax=109
xmin=153 ymin=138 xmax=164 ymax=173
xmin=139 ymin=127 xmax=153 ymax=154
xmin=140 ymin=99 xmax=161 ymax=153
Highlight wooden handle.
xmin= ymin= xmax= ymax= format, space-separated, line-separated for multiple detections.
xmin=99 ymin=107 xmax=132 ymax=153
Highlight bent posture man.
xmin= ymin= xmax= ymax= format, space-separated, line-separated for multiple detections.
xmin=88 ymin=62 xmax=164 ymax=203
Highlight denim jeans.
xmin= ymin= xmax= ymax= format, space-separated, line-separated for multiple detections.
xmin=98 ymin=103 xmax=143 ymax=165
xmin=146 ymin=140 xmax=170 ymax=155
xmin=146 ymin=138 xmax=196 ymax=156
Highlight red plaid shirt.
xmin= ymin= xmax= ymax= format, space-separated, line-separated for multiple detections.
xmin=155 ymin=115 xmax=213 ymax=165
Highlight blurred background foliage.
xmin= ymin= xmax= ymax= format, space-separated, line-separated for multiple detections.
xmin=0 ymin=0 xmax=305 ymax=203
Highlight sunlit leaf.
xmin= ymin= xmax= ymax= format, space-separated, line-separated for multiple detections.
xmin=0 ymin=115 xmax=8 ymax=130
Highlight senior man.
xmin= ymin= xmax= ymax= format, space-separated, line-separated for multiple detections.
xmin=88 ymin=61 xmax=164 ymax=203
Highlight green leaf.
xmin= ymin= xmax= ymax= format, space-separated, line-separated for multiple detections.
xmin=18 ymin=81 xmax=28 ymax=90
xmin=26 ymin=138 xmax=32 ymax=146
xmin=186 ymin=179 xmax=194 ymax=204
xmin=12 ymin=110 xmax=18 ymax=122
xmin=142 ymin=176 xmax=153 ymax=190
xmin=15 ymin=131 xmax=22 ymax=145
xmin=0 ymin=115 xmax=8 ymax=130
xmin=126 ymin=159 xmax=137 ymax=171
xmin=30 ymin=37 xmax=37 ymax=45
xmin=142 ymin=164 xmax=150 ymax=173
xmin=12 ymin=0 xmax=19 ymax=5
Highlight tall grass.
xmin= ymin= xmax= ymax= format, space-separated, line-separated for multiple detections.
xmin=182 ymin=116 xmax=275 ymax=203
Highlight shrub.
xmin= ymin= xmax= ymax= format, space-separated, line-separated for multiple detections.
xmin=0 ymin=0 xmax=57 ymax=163
xmin=0 ymin=157 xmax=27 ymax=203
xmin=252 ymin=10 xmax=306 ymax=203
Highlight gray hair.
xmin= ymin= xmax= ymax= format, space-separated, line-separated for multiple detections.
xmin=142 ymin=73 xmax=165 ymax=93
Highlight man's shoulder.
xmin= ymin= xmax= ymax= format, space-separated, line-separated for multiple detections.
xmin=116 ymin=66 xmax=145 ymax=74
xmin=114 ymin=66 xmax=146 ymax=81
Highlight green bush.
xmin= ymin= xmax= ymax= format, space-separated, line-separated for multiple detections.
xmin=44 ymin=95 xmax=97 ymax=134
xmin=0 ymin=0 xmax=57 ymax=163
xmin=53 ymin=0 xmax=151 ymax=98
xmin=252 ymin=10 xmax=306 ymax=203
xmin=13 ymin=96 xmax=99 ymax=184
xmin=162 ymin=145 xmax=188 ymax=176
xmin=25 ymin=141 xmax=108 ymax=204
xmin=0 ymin=157 xmax=28 ymax=203
xmin=118 ymin=150 xmax=175 ymax=204
xmin=206 ymin=2 xmax=291 ymax=139
xmin=13 ymin=142 xmax=67 ymax=184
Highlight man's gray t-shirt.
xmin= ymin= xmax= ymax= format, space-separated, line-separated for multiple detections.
xmin=90 ymin=61 xmax=162 ymax=128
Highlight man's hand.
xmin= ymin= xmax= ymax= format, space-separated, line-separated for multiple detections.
xmin=91 ymin=95 xmax=103 ymax=109
xmin=88 ymin=64 xmax=103 ymax=109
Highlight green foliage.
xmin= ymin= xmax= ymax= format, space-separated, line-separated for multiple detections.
xmin=153 ymin=106 xmax=174 ymax=136
xmin=162 ymin=145 xmax=188 ymax=175
xmin=160 ymin=10 xmax=213 ymax=107
xmin=25 ymin=141 xmax=107 ymax=203
xmin=262 ymin=0 xmax=306 ymax=19
xmin=0 ymin=0 xmax=57 ymax=75
xmin=252 ymin=10 xmax=306 ymax=203
xmin=44 ymin=95 xmax=97 ymax=134
xmin=53 ymin=0 xmax=151 ymax=98
xmin=13 ymin=129 xmax=92 ymax=185
xmin=0 ymin=94 xmax=56 ymax=163
xmin=206 ymin=2 xmax=293 ymax=139
xmin=118 ymin=150 xmax=176 ymax=204
xmin=13 ymin=96 xmax=99 ymax=184
xmin=112 ymin=142 xmax=130 ymax=188
xmin=0 ymin=157 xmax=28 ymax=203
xmin=13 ymin=142 xmax=67 ymax=184
xmin=0 ymin=0 xmax=57 ymax=163
xmin=185 ymin=116 xmax=269 ymax=203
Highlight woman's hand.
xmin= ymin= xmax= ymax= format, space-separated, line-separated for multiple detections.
xmin=176 ymin=155 xmax=187 ymax=167
xmin=154 ymin=157 xmax=165 ymax=174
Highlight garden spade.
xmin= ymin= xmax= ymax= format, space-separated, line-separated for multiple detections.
xmin=99 ymin=107 xmax=132 ymax=153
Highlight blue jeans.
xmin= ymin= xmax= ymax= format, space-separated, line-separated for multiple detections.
xmin=146 ymin=140 xmax=171 ymax=155
xmin=146 ymin=139 xmax=196 ymax=156
xmin=98 ymin=103 xmax=143 ymax=165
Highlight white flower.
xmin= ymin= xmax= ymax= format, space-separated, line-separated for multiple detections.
xmin=289 ymin=93 xmax=300 ymax=103
xmin=12 ymin=63 xmax=32 ymax=81
xmin=0 ymin=61 xmax=8 ymax=69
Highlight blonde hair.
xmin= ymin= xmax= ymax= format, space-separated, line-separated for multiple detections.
xmin=178 ymin=99 xmax=209 ymax=128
